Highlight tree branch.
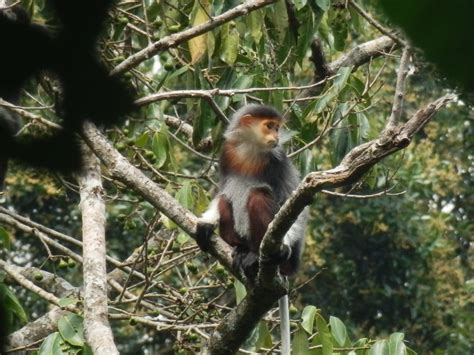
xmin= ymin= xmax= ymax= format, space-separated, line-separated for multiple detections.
xmin=384 ymin=47 xmax=411 ymax=132
xmin=328 ymin=35 xmax=396 ymax=74
xmin=78 ymin=145 xmax=118 ymax=355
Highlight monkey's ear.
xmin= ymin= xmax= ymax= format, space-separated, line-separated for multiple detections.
xmin=239 ymin=114 xmax=255 ymax=127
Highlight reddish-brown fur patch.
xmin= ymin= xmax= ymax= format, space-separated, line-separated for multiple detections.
xmin=247 ymin=188 xmax=278 ymax=252
xmin=221 ymin=143 xmax=268 ymax=177
xmin=218 ymin=197 xmax=241 ymax=247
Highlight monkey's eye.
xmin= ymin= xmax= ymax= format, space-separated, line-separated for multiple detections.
xmin=266 ymin=122 xmax=277 ymax=130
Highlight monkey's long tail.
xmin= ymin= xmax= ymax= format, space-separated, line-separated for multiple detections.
xmin=279 ymin=295 xmax=290 ymax=355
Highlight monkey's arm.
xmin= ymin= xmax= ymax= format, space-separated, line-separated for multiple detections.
xmin=196 ymin=198 xmax=219 ymax=251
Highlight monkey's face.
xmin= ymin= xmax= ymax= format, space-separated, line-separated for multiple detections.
xmin=255 ymin=118 xmax=281 ymax=149
xmin=234 ymin=115 xmax=281 ymax=151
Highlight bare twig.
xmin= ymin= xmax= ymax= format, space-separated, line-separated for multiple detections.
xmin=348 ymin=0 xmax=406 ymax=46
xmin=385 ymin=48 xmax=411 ymax=132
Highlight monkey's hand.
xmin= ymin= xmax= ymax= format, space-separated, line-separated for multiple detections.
xmin=232 ymin=247 xmax=259 ymax=280
xmin=195 ymin=222 xmax=215 ymax=252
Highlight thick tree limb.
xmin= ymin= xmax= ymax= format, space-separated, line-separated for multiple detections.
xmin=78 ymin=145 xmax=118 ymax=355
xmin=111 ymin=0 xmax=277 ymax=75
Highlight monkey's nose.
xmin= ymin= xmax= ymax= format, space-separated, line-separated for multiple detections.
xmin=268 ymin=139 xmax=278 ymax=147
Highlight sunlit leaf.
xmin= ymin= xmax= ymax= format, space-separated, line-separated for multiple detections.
xmin=38 ymin=332 xmax=68 ymax=355
xmin=152 ymin=128 xmax=170 ymax=168
xmin=234 ymin=280 xmax=247 ymax=305
xmin=188 ymin=0 xmax=210 ymax=63
xmin=175 ymin=181 xmax=193 ymax=210
xmin=369 ymin=340 xmax=388 ymax=355
xmin=316 ymin=0 xmax=331 ymax=11
xmin=388 ymin=333 xmax=407 ymax=355
xmin=329 ymin=316 xmax=347 ymax=347
xmin=301 ymin=305 xmax=317 ymax=334
xmin=58 ymin=313 xmax=85 ymax=347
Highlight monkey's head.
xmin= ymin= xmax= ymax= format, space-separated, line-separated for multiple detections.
xmin=225 ymin=104 xmax=283 ymax=151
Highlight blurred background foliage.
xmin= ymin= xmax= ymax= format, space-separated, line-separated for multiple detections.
xmin=1 ymin=0 xmax=472 ymax=354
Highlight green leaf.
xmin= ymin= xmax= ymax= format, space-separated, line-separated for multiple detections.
xmin=247 ymin=9 xmax=264 ymax=44
xmin=357 ymin=112 xmax=370 ymax=140
xmin=255 ymin=321 xmax=273 ymax=351
xmin=334 ymin=67 xmax=352 ymax=93
xmin=134 ymin=133 xmax=149 ymax=148
xmin=296 ymin=7 xmax=315 ymax=64
xmin=315 ymin=313 xmax=333 ymax=355
xmin=152 ymin=128 xmax=170 ymax=168
xmin=301 ymin=305 xmax=317 ymax=334
xmin=268 ymin=0 xmax=289 ymax=42
xmin=176 ymin=231 xmax=190 ymax=244
xmin=314 ymin=91 xmax=336 ymax=114
xmin=58 ymin=313 xmax=85 ymax=347
xmin=175 ymin=181 xmax=193 ymax=210
xmin=315 ymin=0 xmax=331 ymax=11
xmin=0 ymin=226 xmax=11 ymax=250
xmin=293 ymin=326 xmax=310 ymax=355
xmin=234 ymin=280 xmax=247 ymax=305
xmin=388 ymin=333 xmax=407 ymax=355
xmin=369 ymin=340 xmax=389 ymax=355
xmin=294 ymin=0 xmax=308 ymax=10
xmin=1 ymin=283 xmax=28 ymax=323
xmin=220 ymin=24 xmax=239 ymax=65
xmin=329 ymin=316 xmax=347 ymax=347
xmin=192 ymin=100 xmax=212 ymax=145
xmin=38 ymin=332 xmax=68 ymax=355
xmin=188 ymin=0 xmax=210 ymax=63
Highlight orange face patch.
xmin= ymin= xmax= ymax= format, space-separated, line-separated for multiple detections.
xmin=257 ymin=118 xmax=281 ymax=148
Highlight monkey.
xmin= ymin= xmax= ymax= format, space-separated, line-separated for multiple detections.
xmin=196 ymin=104 xmax=308 ymax=354
xmin=196 ymin=104 xmax=308 ymax=278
